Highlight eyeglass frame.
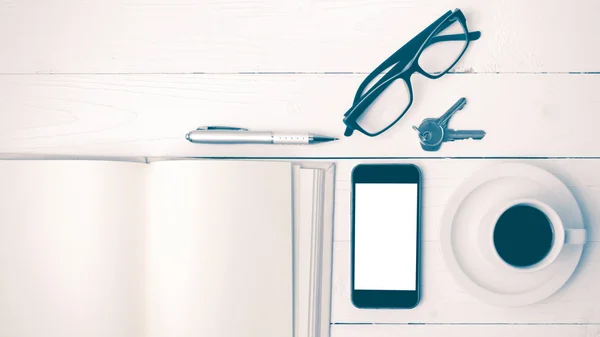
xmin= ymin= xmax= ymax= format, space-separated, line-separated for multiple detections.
xmin=342 ymin=9 xmax=481 ymax=137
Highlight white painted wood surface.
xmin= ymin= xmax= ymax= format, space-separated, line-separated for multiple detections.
xmin=1 ymin=0 xmax=600 ymax=73
xmin=331 ymin=160 xmax=600 ymax=325
xmin=2 ymin=74 xmax=600 ymax=157
xmin=334 ymin=160 xmax=600 ymax=243
xmin=3 ymin=0 xmax=600 ymax=334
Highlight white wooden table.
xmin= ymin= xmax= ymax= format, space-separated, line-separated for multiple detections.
xmin=3 ymin=1 xmax=600 ymax=335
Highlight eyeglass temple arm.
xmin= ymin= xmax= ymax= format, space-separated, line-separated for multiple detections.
xmin=352 ymin=37 xmax=426 ymax=103
xmin=353 ymin=29 xmax=480 ymax=102
xmin=351 ymin=12 xmax=452 ymax=104
xmin=352 ymin=13 xmax=483 ymax=102
xmin=429 ymin=31 xmax=481 ymax=44
xmin=375 ymin=31 xmax=481 ymax=85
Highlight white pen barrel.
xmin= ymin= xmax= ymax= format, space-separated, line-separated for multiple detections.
xmin=187 ymin=131 xmax=273 ymax=144
xmin=272 ymin=133 xmax=310 ymax=144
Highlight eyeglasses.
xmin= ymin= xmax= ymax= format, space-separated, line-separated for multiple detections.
xmin=342 ymin=9 xmax=481 ymax=137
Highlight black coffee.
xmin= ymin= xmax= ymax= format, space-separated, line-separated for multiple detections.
xmin=493 ymin=205 xmax=554 ymax=267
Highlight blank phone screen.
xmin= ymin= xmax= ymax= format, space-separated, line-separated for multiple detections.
xmin=354 ymin=183 xmax=418 ymax=291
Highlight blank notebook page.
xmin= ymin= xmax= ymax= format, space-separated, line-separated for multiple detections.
xmin=145 ymin=160 xmax=293 ymax=337
xmin=0 ymin=160 xmax=145 ymax=337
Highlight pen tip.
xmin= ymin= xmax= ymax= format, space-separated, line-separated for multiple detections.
xmin=185 ymin=133 xmax=190 ymax=141
xmin=310 ymin=135 xmax=339 ymax=143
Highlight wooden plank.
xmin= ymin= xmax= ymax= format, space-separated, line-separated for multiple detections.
xmin=334 ymin=160 xmax=600 ymax=243
xmin=1 ymin=74 xmax=600 ymax=157
xmin=1 ymin=0 xmax=599 ymax=73
xmin=330 ymin=159 xmax=600 ymax=323
xmin=331 ymin=241 xmax=600 ymax=323
xmin=331 ymin=324 xmax=600 ymax=337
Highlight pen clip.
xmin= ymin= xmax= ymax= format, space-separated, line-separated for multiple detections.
xmin=197 ymin=126 xmax=249 ymax=131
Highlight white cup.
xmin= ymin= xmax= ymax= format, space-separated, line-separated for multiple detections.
xmin=478 ymin=198 xmax=586 ymax=272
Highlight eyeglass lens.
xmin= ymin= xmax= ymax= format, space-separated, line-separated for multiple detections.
xmin=419 ymin=19 xmax=468 ymax=76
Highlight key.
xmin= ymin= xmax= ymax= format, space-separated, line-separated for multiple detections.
xmin=412 ymin=97 xmax=486 ymax=151
xmin=412 ymin=97 xmax=466 ymax=141
xmin=444 ymin=129 xmax=486 ymax=142
xmin=436 ymin=97 xmax=466 ymax=129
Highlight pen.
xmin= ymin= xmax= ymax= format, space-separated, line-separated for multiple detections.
xmin=185 ymin=126 xmax=339 ymax=145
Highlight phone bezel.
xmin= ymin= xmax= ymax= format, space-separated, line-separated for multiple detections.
xmin=350 ymin=163 xmax=422 ymax=309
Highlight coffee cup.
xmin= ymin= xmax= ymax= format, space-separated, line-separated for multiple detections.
xmin=478 ymin=198 xmax=586 ymax=272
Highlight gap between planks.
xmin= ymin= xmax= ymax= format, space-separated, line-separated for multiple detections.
xmin=1 ymin=72 xmax=600 ymax=76
xmin=330 ymin=322 xmax=600 ymax=326
xmin=172 ymin=157 xmax=600 ymax=160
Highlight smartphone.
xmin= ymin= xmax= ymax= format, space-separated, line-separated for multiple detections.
xmin=351 ymin=164 xmax=422 ymax=309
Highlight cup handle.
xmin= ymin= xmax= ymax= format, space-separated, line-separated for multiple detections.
xmin=565 ymin=228 xmax=587 ymax=245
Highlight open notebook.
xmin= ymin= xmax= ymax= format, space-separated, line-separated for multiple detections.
xmin=0 ymin=160 xmax=334 ymax=337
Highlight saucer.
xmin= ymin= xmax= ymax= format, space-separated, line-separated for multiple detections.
xmin=440 ymin=163 xmax=585 ymax=307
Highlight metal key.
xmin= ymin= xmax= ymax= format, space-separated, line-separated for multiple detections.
xmin=413 ymin=97 xmax=486 ymax=151
xmin=444 ymin=129 xmax=486 ymax=142
xmin=437 ymin=97 xmax=467 ymax=129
